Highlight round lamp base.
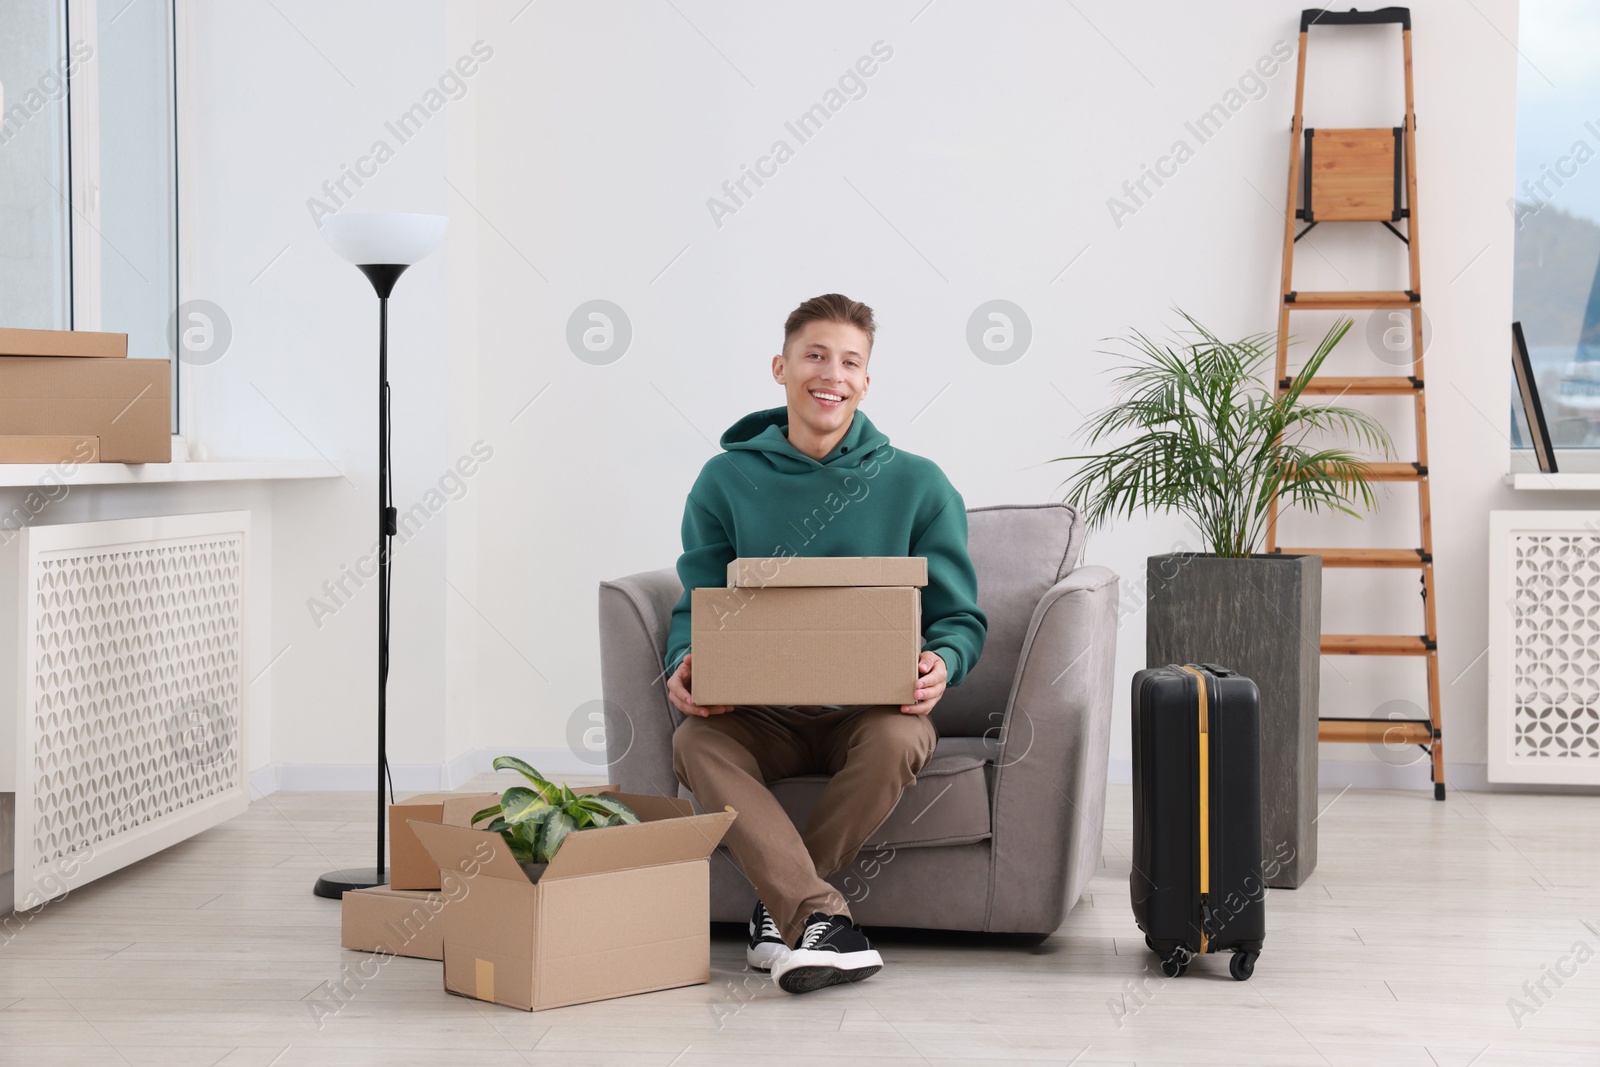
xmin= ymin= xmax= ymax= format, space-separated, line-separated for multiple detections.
xmin=313 ymin=867 xmax=388 ymax=899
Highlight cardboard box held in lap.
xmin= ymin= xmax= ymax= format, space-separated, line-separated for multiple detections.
xmin=409 ymin=791 xmax=736 ymax=1012
xmin=692 ymin=555 xmax=927 ymax=706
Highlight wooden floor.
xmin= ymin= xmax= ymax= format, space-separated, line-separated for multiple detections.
xmin=2 ymin=776 xmax=1598 ymax=1066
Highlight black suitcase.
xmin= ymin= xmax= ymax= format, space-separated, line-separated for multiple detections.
xmin=1130 ymin=663 xmax=1265 ymax=980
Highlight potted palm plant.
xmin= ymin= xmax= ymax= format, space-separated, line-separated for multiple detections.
xmin=1054 ymin=311 xmax=1392 ymax=888
xmin=472 ymin=757 xmax=640 ymax=881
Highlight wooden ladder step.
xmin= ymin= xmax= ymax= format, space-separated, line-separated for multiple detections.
xmin=1322 ymin=634 xmax=1436 ymax=655
xmin=1284 ymin=290 xmax=1418 ymax=309
xmin=1359 ymin=461 xmax=1427 ymax=481
xmin=1279 ymin=375 xmax=1423 ymax=395
xmin=1275 ymin=547 xmax=1431 ymax=567
xmin=1319 ymin=718 xmax=1435 ymax=744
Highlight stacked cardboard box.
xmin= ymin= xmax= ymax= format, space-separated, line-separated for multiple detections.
xmin=691 ymin=555 xmax=928 ymax=706
xmin=339 ymin=787 xmax=737 ymax=1013
xmin=0 ymin=327 xmax=170 ymax=463
xmin=339 ymin=791 xmax=499 ymax=961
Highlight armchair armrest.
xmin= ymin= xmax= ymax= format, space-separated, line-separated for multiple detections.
xmin=597 ymin=568 xmax=687 ymax=797
xmin=985 ymin=565 xmax=1119 ymax=932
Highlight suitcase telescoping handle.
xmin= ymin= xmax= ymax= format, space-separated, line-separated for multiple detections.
xmin=1163 ymin=662 xmax=1236 ymax=678
xmin=1175 ymin=664 xmax=1213 ymax=955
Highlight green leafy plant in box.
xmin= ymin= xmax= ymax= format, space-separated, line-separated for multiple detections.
xmin=471 ymin=756 xmax=639 ymax=873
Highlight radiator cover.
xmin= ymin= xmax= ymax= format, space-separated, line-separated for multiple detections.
xmin=1488 ymin=510 xmax=1600 ymax=785
xmin=6 ymin=511 xmax=249 ymax=909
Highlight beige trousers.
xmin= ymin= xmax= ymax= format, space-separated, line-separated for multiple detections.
xmin=671 ymin=703 xmax=937 ymax=947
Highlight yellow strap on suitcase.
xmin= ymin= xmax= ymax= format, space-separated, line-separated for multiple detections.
xmin=1179 ymin=665 xmax=1211 ymax=954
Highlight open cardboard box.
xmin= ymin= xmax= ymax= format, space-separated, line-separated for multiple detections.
xmin=692 ymin=555 xmax=927 ymax=706
xmin=408 ymin=790 xmax=736 ymax=1012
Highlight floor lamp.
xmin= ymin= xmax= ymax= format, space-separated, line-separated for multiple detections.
xmin=312 ymin=211 xmax=448 ymax=899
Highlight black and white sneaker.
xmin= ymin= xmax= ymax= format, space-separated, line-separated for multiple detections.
xmin=769 ymin=912 xmax=883 ymax=993
xmin=746 ymin=900 xmax=788 ymax=972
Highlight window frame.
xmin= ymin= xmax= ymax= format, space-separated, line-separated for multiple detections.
xmin=60 ymin=0 xmax=185 ymax=436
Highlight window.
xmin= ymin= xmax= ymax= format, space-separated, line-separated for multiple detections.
xmin=0 ymin=0 xmax=180 ymax=431
xmin=1511 ymin=0 xmax=1600 ymax=456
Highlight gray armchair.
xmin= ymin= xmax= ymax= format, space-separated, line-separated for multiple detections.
xmin=597 ymin=502 xmax=1119 ymax=936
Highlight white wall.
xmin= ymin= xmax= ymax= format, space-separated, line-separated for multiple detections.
xmin=463 ymin=0 xmax=1523 ymax=788
xmin=178 ymin=0 xmax=467 ymax=787
xmin=126 ymin=0 xmax=1529 ymax=791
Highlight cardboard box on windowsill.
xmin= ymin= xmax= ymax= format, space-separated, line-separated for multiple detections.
xmin=691 ymin=555 xmax=928 ymax=706
xmin=408 ymin=790 xmax=736 ymax=1012
xmin=0 ymin=435 xmax=99 ymax=463
xmin=0 ymin=326 xmax=127 ymax=358
xmin=0 ymin=356 xmax=169 ymax=462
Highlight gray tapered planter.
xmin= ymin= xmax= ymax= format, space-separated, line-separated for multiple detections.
xmin=1146 ymin=553 xmax=1321 ymax=889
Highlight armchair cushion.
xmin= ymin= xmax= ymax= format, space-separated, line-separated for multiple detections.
xmin=931 ymin=503 xmax=1084 ymax=737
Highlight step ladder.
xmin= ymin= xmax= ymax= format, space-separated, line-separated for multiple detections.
xmin=1265 ymin=6 xmax=1444 ymax=800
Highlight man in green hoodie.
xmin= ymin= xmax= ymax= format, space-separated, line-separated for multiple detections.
xmin=663 ymin=293 xmax=988 ymax=994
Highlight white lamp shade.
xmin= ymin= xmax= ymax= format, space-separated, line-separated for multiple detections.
xmin=319 ymin=212 xmax=448 ymax=266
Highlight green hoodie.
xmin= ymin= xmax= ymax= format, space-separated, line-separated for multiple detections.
xmin=664 ymin=404 xmax=987 ymax=691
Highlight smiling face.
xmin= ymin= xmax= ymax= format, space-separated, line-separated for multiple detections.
xmin=772 ymin=319 xmax=871 ymax=450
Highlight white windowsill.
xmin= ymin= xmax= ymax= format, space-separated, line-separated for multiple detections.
xmin=0 ymin=459 xmax=342 ymax=488
xmin=1504 ymin=472 xmax=1600 ymax=490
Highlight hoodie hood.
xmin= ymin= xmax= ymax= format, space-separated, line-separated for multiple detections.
xmin=720 ymin=405 xmax=891 ymax=474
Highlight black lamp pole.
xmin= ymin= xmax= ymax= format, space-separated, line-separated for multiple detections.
xmin=313 ymin=263 xmax=409 ymax=899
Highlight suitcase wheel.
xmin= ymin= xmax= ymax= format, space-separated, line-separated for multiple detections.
xmin=1229 ymin=951 xmax=1258 ymax=981
xmin=1144 ymin=934 xmax=1156 ymax=954
xmin=1159 ymin=950 xmax=1190 ymax=978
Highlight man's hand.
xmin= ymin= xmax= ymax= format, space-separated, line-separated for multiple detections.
xmin=901 ymin=651 xmax=948 ymax=715
xmin=667 ymin=652 xmax=735 ymax=718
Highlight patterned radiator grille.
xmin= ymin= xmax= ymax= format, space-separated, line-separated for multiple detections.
xmin=29 ymin=536 xmax=244 ymax=865
xmin=1511 ymin=533 xmax=1600 ymax=761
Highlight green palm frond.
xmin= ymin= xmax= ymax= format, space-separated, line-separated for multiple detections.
xmin=1052 ymin=310 xmax=1392 ymax=558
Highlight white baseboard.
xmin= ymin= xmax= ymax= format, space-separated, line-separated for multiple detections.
xmin=252 ymin=748 xmax=601 ymax=796
xmin=259 ymin=752 xmax=1592 ymax=799
xmin=1316 ymin=760 xmax=1488 ymax=792
xmin=456 ymin=747 xmax=603 ymax=784
xmin=1104 ymin=757 xmax=1593 ymax=795
xmin=1105 ymin=757 xmax=1486 ymax=791
xmin=247 ymin=765 xmax=277 ymax=799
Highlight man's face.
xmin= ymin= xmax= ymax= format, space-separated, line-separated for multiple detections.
xmin=773 ymin=319 xmax=871 ymax=436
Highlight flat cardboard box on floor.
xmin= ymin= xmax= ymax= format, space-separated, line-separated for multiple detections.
xmin=0 ymin=435 xmax=98 ymax=463
xmin=388 ymin=791 xmax=501 ymax=891
xmin=340 ymin=884 xmax=449 ymax=961
xmin=693 ymin=556 xmax=925 ymax=706
xmin=0 ymin=326 xmax=127 ymax=358
xmin=0 ymin=356 xmax=170 ymax=462
xmin=409 ymin=791 xmax=737 ymax=1012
